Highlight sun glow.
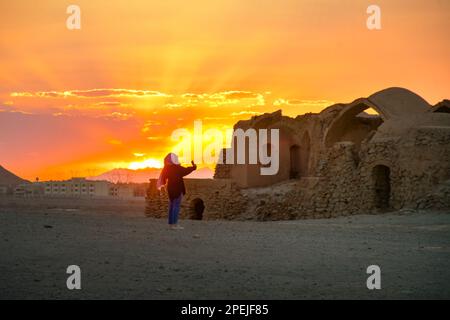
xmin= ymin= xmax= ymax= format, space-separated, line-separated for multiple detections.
xmin=128 ymin=158 xmax=164 ymax=170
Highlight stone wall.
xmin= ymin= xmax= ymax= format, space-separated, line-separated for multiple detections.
xmin=228 ymin=126 xmax=450 ymax=220
xmin=145 ymin=178 xmax=249 ymax=220
xmin=300 ymin=126 xmax=450 ymax=217
xmin=213 ymin=148 xmax=232 ymax=179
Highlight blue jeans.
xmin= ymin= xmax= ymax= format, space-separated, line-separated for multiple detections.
xmin=168 ymin=194 xmax=183 ymax=225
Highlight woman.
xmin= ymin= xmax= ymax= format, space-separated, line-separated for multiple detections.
xmin=157 ymin=153 xmax=197 ymax=230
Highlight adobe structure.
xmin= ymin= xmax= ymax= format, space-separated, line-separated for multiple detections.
xmin=145 ymin=87 xmax=450 ymax=220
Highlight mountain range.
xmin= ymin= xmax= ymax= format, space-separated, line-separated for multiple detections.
xmin=87 ymin=166 xmax=214 ymax=183
xmin=0 ymin=165 xmax=29 ymax=186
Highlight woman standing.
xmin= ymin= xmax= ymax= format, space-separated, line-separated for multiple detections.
xmin=157 ymin=153 xmax=197 ymax=230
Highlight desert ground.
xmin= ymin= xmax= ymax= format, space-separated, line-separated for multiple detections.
xmin=0 ymin=197 xmax=449 ymax=299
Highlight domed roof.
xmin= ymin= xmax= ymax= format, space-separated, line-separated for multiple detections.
xmin=368 ymin=87 xmax=431 ymax=119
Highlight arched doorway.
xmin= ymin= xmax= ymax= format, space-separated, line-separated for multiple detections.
xmin=299 ymin=132 xmax=311 ymax=177
xmin=289 ymin=132 xmax=310 ymax=179
xmin=190 ymin=198 xmax=205 ymax=220
xmin=372 ymin=165 xmax=391 ymax=210
xmin=289 ymin=145 xmax=300 ymax=179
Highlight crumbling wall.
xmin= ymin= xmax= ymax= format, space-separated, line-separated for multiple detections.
xmin=145 ymin=178 xmax=248 ymax=220
xmin=392 ymin=127 xmax=450 ymax=209
xmin=213 ymin=148 xmax=232 ymax=179
xmin=244 ymin=142 xmax=364 ymax=220
xmin=301 ymin=126 xmax=450 ymax=217
xmin=240 ymin=126 xmax=450 ymax=220
xmin=145 ymin=179 xmax=168 ymax=218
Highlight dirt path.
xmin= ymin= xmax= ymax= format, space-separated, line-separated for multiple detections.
xmin=1 ymin=208 xmax=449 ymax=299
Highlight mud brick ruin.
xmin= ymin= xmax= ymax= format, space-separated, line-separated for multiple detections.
xmin=146 ymin=87 xmax=450 ymax=220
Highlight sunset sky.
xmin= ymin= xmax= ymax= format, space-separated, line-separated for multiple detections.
xmin=0 ymin=0 xmax=449 ymax=181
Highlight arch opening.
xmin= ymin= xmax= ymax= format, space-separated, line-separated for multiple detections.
xmin=372 ymin=165 xmax=391 ymax=211
xmin=299 ymin=132 xmax=311 ymax=177
xmin=289 ymin=145 xmax=300 ymax=179
xmin=190 ymin=198 xmax=205 ymax=220
xmin=325 ymin=103 xmax=384 ymax=149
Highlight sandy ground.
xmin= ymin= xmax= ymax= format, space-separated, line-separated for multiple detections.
xmin=1 ymin=199 xmax=450 ymax=299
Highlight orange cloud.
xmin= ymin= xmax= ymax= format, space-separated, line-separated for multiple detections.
xmin=11 ymin=89 xmax=170 ymax=99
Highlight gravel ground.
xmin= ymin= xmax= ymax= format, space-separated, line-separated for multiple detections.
xmin=1 ymin=205 xmax=449 ymax=299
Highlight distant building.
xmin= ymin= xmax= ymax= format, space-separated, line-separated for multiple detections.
xmin=110 ymin=183 xmax=135 ymax=198
xmin=8 ymin=177 xmax=139 ymax=199
xmin=43 ymin=178 xmax=111 ymax=198
xmin=14 ymin=183 xmax=44 ymax=197
xmin=38 ymin=178 xmax=136 ymax=199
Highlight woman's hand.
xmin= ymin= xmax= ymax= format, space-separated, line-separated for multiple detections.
xmin=191 ymin=160 xmax=197 ymax=170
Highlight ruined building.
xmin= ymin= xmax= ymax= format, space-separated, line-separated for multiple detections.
xmin=146 ymin=88 xmax=450 ymax=220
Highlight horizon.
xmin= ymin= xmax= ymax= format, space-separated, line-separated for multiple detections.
xmin=0 ymin=162 xmax=215 ymax=183
xmin=1 ymin=0 xmax=449 ymax=181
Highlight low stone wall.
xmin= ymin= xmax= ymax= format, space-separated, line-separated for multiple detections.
xmin=145 ymin=179 xmax=249 ymax=220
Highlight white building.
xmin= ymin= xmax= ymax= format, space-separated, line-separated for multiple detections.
xmin=110 ymin=183 xmax=135 ymax=198
xmin=41 ymin=178 xmax=136 ymax=198
xmin=14 ymin=183 xmax=44 ymax=197
xmin=43 ymin=178 xmax=112 ymax=198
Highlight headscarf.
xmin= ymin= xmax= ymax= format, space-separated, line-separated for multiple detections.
xmin=157 ymin=153 xmax=179 ymax=190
